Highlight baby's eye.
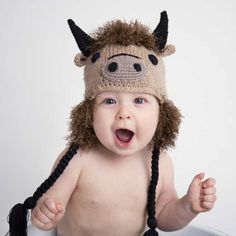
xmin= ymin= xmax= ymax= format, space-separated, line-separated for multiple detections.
xmin=104 ymin=98 xmax=116 ymax=104
xmin=134 ymin=97 xmax=146 ymax=104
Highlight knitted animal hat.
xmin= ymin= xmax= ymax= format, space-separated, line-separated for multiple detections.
xmin=7 ymin=11 xmax=179 ymax=236
xmin=69 ymin=11 xmax=175 ymax=103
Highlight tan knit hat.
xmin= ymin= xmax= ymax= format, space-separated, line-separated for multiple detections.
xmin=68 ymin=11 xmax=175 ymax=103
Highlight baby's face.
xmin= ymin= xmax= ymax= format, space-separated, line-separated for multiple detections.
xmin=93 ymin=91 xmax=159 ymax=157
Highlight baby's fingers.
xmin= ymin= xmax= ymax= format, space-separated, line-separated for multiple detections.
xmin=202 ymin=178 xmax=216 ymax=188
xmin=56 ymin=203 xmax=65 ymax=213
xmin=44 ymin=198 xmax=58 ymax=214
xmin=200 ymin=194 xmax=217 ymax=203
xmin=44 ymin=199 xmax=65 ymax=223
xmin=32 ymin=207 xmax=51 ymax=224
xmin=40 ymin=203 xmax=56 ymax=220
xmin=200 ymin=201 xmax=215 ymax=210
xmin=53 ymin=203 xmax=65 ymax=222
xmin=31 ymin=214 xmax=48 ymax=229
xmin=31 ymin=211 xmax=56 ymax=231
xmin=201 ymin=186 xmax=216 ymax=195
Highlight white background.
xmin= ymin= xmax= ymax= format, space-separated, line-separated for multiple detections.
xmin=1 ymin=0 xmax=235 ymax=235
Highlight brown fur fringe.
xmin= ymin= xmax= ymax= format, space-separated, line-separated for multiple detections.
xmin=66 ymin=98 xmax=98 ymax=150
xmin=88 ymin=20 xmax=159 ymax=55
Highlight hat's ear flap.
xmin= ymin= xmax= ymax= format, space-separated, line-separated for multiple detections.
xmin=74 ymin=53 xmax=87 ymax=67
xmin=160 ymin=44 xmax=175 ymax=57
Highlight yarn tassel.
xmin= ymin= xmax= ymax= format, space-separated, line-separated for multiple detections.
xmin=143 ymin=228 xmax=159 ymax=236
xmin=143 ymin=147 xmax=160 ymax=236
xmin=7 ymin=144 xmax=79 ymax=236
xmin=143 ymin=217 xmax=159 ymax=235
xmin=8 ymin=203 xmax=29 ymax=236
xmin=8 ymin=197 xmax=35 ymax=236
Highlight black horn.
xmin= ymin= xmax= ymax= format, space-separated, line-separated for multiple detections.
xmin=153 ymin=11 xmax=169 ymax=51
xmin=67 ymin=19 xmax=94 ymax=57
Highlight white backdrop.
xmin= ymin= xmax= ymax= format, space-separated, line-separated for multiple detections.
xmin=1 ymin=0 xmax=235 ymax=235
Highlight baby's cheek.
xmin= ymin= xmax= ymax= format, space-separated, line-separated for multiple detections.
xmin=138 ymin=118 xmax=157 ymax=142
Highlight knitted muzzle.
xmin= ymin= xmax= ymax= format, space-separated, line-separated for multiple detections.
xmin=75 ymin=44 xmax=169 ymax=102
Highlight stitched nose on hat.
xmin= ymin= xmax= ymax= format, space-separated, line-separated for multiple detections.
xmin=102 ymin=55 xmax=146 ymax=81
xmin=116 ymin=129 xmax=134 ymax=142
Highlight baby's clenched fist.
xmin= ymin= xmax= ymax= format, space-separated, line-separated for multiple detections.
xmin=186 ymin=172 xmax=217 ymax=214
xmin=31 ymin=198 xmax=65 ymax=230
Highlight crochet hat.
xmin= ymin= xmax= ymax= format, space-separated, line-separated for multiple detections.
xmin=68 ymin=11 xmax=175 ymax=102
xmin=7 ymin=11 xmax=180 ymax=236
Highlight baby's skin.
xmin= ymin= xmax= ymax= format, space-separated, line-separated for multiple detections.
xmin=31 ymin=92 xmax=217 ymax=236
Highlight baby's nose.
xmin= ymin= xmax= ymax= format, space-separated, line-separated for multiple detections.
xmin=116 ymin=107 xmax=132 ymax=120
xmin=117 ymin=114 xmax=131 ymax=120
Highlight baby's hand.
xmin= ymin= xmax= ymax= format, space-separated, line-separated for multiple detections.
xmin=31 ymin=198 xmax=65 ymax=230
xmin=185 ymin=172 xmax=217 ymax=214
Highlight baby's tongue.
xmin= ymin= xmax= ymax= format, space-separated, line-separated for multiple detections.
xmin=116 ymin=129 xmax=133 ymax=142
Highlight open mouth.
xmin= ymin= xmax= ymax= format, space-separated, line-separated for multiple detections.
xmin=115 ymin=129 xmax=134 ymax=143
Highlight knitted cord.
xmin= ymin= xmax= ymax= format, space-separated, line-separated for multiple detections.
xmin=143 ymin=147 xmax=160 ymax=236
xmin=7 ymin=143 xmax=80 ymax=236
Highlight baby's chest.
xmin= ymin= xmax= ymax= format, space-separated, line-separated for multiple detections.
xmin=77 ymin=164 xmax=151 ymax=211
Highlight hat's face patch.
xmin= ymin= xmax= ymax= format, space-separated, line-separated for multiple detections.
xmin=102 ymin=53 xmax=147 ymax=81
xmin=83 ymin=45 xmax=166 ymax=100
xmin=87 ymin=46 xmax=160 ymax=84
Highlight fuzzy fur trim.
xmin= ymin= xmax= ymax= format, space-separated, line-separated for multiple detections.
xmin=66 ymin=98 xmax=98 ymax=150
xmin=152 ymin=99 xmax=182 ymax=151
xmin=88 ymin=20 xmax=160 ymax=55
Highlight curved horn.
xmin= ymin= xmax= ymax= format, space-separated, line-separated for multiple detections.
xmin=67 ymin=19 xmax=94 ymax=57
xmin=153 ymin=11 xmax=168 ymax=51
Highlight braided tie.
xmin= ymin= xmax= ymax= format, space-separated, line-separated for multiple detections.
xmin=143 ymin=147 xmax=160 ymax=236
xmin=7 ymin=143 xmax=80 ymax=236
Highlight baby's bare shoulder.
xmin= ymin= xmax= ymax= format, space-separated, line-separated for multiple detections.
xmin=159 ymin=150 xmax=174 ymax=170
xmin=52 ymin=146 xmax=85 ymax=173
xmin=158 ymin=150 xmax=175 ymax=190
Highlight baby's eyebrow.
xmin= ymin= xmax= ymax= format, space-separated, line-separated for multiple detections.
xmin=96 ymin=94 xmax=114 ymax=101
xmin=98 ymin=93 xmax=116 ymax=98
xmin=133 ymin=93 xmax=149 ymax=97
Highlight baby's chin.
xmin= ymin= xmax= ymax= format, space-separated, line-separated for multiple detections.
xmin=97 ymin=140 xmax=150 ymax=159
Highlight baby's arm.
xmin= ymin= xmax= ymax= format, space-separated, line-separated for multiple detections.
xmin=31 ymin=147 xmax=82 ymax=230
xmin=156 ymin=152 xmax=217 ymax=231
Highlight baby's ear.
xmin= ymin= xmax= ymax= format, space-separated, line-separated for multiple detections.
xmin=160 ymin=44 xmax=175 ymax=57
xmin=74 ymin=53 xmax=88 ymax=67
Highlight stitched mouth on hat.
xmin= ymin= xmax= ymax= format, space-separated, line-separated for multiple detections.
xmin=115 ymin=129 xmax=134 ymax=143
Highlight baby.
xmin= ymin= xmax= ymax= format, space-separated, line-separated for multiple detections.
xmin=8 ymin=11 xmax=216 ymax=236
